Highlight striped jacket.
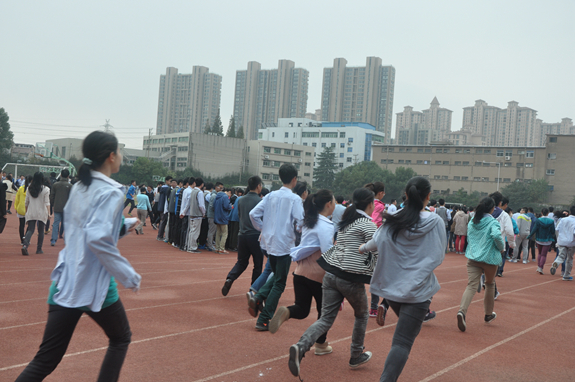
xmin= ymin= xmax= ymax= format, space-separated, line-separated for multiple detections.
xmin=318 ymin=217 xmax=378 ymax=284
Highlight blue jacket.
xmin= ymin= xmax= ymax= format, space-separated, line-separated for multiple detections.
xmin=466 ymin=214 xmax=504 ymax=266
xmin=157 ymin=185 xmax=171 ymax=213
xmin=214 ymin=192 xmax=232 ymax=225
xmin=528 ymin=217 xmax=556 ymax=243
xmin=229 ymin=196 xmax=241 ymax=222
xmin=527 ymin=212 xmax=537 ymax=231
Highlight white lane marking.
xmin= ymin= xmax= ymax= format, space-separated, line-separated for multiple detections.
xmin=418 ymin=305 xmax=575 ymax=382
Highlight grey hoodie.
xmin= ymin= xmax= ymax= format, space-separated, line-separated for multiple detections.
xmin=367 ymin=212 xmax=446 ymax=304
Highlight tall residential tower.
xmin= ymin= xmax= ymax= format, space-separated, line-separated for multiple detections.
xmin=320 ymin=57 xmax=395 ymax=143
xmin=156 ymin=66 xmax=222 ymax=135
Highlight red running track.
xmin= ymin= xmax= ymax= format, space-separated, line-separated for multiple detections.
xmin=1 ymin=219 xmax=574 ymax=381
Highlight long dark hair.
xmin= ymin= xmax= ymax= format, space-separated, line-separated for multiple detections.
xmin=383 ymin=176 xmax=431 ymax=242
xmin=24 ymin=175 xmax=32 ymax=192
xmin=78 ymin=131 xmax=119 ymax=187
xmin=364 ymin=181 xmax=385 ymax=197
xmin=28 ymin=172 xmax=44 ymax=198
xmin=293 ymin=181 xmax=308 ymax=198
xmin=338 ymin=188 xmax=375 ymax=231
xmin=473 ymin=197 xmax=495 ymax=224
xmin=303 ymin=189 xmax=333 ymax=229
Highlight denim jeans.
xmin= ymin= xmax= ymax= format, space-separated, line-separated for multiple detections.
xmin=379 ymin=299 xmax=431 ymax=382
xmin=24 ymin=220 xmax=45 ymax=251
xmin=16 ymin=300 xmax=131 ymax=382
xmin=51 ymin=212 xmax=64 ymax=244
xmin=251 ymin=252 xmax=273 ymax=292
xmin=498 ymin=242 xmax=509 ymax=275
xmin=256 ymin=254 xmax=291 ymax=325
xmin=297 ymin=273 xmax=368 ymax=358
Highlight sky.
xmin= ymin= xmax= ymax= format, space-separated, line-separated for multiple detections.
xmin=2 ymin=0 xmax=574 ymax=150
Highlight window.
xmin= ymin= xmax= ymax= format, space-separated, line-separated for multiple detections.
xmin=482 ymin=177 xmax=489 ymax=182
xmin=273 ymin=148 xmax=281 ymax=154
xmin=284 ymin=132 xmax=289 ymax=138
xmin=443 ymin=161 xmax=449 ymax=165
xmin=294 ymin=151 xmax=301 ymax=157
xmin=517 ymin=150 xmax=525 ymax=155
xmin=312 ymin=143 xmax=317 ymax=147
xmin=454 ymin=161 xmax=461 ymax=166
xmin=305 ymin=152 xmax=312 ymax=156
xmin=462 ymin=161 xmax=469 ymax=166
xmin=398 ymin=160 xmax=405 ymax=164
xmin=526 ymin=151 xmax=534 ymax=158
xmin=549 ymin=137 xmax=557 ymax=143
xmin=305 ymin=162 xmax=311 ymax=166
xmin=347 ymin=147 xmax=353 ymax=152
xmin=178 ymin=137 xmax=189 ymax=142
xmin=462 ymin=176 xmax=469 ymax=181
xmin=331 ymin=143 xmax=336 ymax=148
xmin=341 ymin=143 xmax=345 ymax=148
xmin=475 ymin=161 xmax=482 ymax=166
xmin=483 ymin=162 xmax=490 ymax=167
xmin=476 ymin=149 xmax=483 ymax=154
xmin=388 ymin=148 xmax=395 ymax=152
xmin=417 ymin=148 xmax=424 ymax=153
xmin=264 ymin=147 xmax=271 ymax=153
xmin=283 ymin=149 xmax=291 ymax=155
xmin=464 ymin=149 xmax=471 ymax=154
xmin=172 ymin=138 xmax=178 ymax=142
xmin=177 ymin=146 xmax=188 ymax=152
xmin=339 ymin=153 xmax=344 ymax=158
xmin=474 ymin=177 xmax=481 ymax=181
xmin=484 ymin=149 xmax=491 ymax=154
xmin=455 ymin=148 xmax=462 ymax=153
xmin=417 ymin=160 xmax=423 ymax=164
xmin=339 ymin=163 xmax=344 ymax=168
xmin=548 ymin=185 xmax=554 ymax=191
xmin=303 ymin=142 xmax=308 ymax=146
xmin=339 ymin=132 xmax=346 ymax=138
xmin=436 ymin=149 xmax=442 ymax=153
xmin=547 ymin=153 xmax=556 ymax=160
xmin=294 ymin=163 xmax=300 ymax=170
xmin=443 ymin=149 xmax=450 ymax=153
xmin=348 ymin=138 xmax=353 ymax=143
xmin=321 ymin=143 xmax=326 ymax=147
xmin=293 ymin=132 xmax=297 ymax=138
xmin=272 ymin=174 xmax=280 ymax=181
xmin=525 ymin=163 xmax=533 ymax=168
xmin=496 ymin=150 xmax=504 ymax=157
xmin=302 ymin=132 xmax=320 ymax=138
xmin=262 ymin=174 xmax=270 ymax=180
xmin=321 ymin=132 xmax=338 ymax=138
xmin=516 ymin=162 xmax=524 ymax=167
xmin=272 ymin=132 xmax=275 ymax=138
xmin=273 ymin=161 xmax=281 ymax=167
xmin=304 ymin=173 xmax=310 ymax=177
xmin=388 ymin=159 xmax=394 ymax=164
xmin=434 ymin=175 xmax=441 ymax=180
xmin=503 ymin=178 xmax=511 ymax=183
xmin=399 ymin=148 xmax=405 ymax=152
xmin=435 ymin=160 xmax=442 ymax=164
xmin=505 ymin=151 xmax=512 ymax=157
xmin=347 ymin=157 xmax=352 ymax=162
xmin=454 ymin=176 xmax=461 ymax=180
xmin=546 ymin=169 xmax=555 ymax=175
xmin=263 ymin=160 xmax=270 ymax=166
xmin=442 ymin=176 xmax=448 ymax=180
xmin=504 ymin=163 xmax=512 ymax=167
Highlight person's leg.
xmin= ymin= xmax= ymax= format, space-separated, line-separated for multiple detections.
xmin=128 ymin=199 xmax=136 ymax=214
xmin=51 ymin=212 xmax=62 ymax=244
xmin=287 ymin=274 xmax=314 ymax=320
xmin=157 ymin=212 xmax=167 ymax=239
xmin=482 ymin=263 xmax=498 ymax=316
xmin=514 ymin=236 xmax=523 ymax=260
xmin=23 ymin=220 xmax=37 ymax=246
xmin=198 ymin=218 xmax=208 ymax=247
xmin=188 ymin=219 xmax=202 ymax=251
xmin=379 ymin=299 xmax=430 ymax=382
xmin=123 ymin=198 xmax=130 ymax=210
xmin=455 ymin=235 xmax=461 ymax=252
xmin=179 ymin=216 xmax=189 ymax=250
xmin=296 ymin=273 xmax=343 ymax=355
xmin=34 ymin=221 xmax=45 ymax=252
xmin=44 ymin=217 xmax=50 ymax=234
xmin=251 ymin=254 xmax=271 ymax=292
xmin=173 ymin=215 xmax=182 ymax=246
xmin=140 ymin=211 xmax=148 ymax=234
xmin=339 ymin=277 xmax=369 ymax=358
xmin=85 ymin=299 xmax=132 ymax=382
xmin=459 ymin=259 xmax=483 ymax=316
xmin=15 ymin=305 xmax=83 ymax=381
xmin=529 ymin=239 xmax=536 ymax=260
xmin=521 ymin=237 xmax=530 ymax=262
xmin=370 ymin=293 xmax=379 ymax=313
xmin=309 ymin=277 xmax=328 ymax=344
xmin=226 ymin=235 xmax=251 ymax=281
xmin=208 ymin=218 xmax=217 ymax=249
xmin=59 ymin=211 xmax=65 ymax=238
xmin=257 ymin=254 xmax=291 ymax=324
xmin=564 ymin=247 xmax=575 ymax=278
xmin=247 ymin=234 xmax=264 ymax=284
xmin=19 ymin=217 xmax=26 ymax=243
xmin=220 ymin=224 xmax=229 ymax=251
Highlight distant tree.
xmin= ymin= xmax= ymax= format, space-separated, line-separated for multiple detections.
xmin=431 ymin=188 xmax=482 ymax=207
xmin=313 ymin=146 xmax=338 ymax=190
xmin=204 ymin=119 xmax=211 ymax=134
xmin=226 ymin=116 xmax=236 ymax=138
xmin=0 ymin=108 xmax=14 ymax=154
xmin=236 ymin=125 xmax=245 ymax=139
xmin=212 ymin=109 xmax=224 ymax=136
xmin=501 ymin=179 xmax=549 ymax=211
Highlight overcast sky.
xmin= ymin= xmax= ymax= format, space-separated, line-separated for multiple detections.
xmin=2 ymin=0 xmax=574 ymax=149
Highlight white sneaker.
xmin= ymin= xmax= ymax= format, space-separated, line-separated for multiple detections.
xmin=494 ymin=291 xmax=500 ymax=300
xmin=537 ymin=267 xmax=543 ymax=275
xmin=522 ymin=260 xmax=528 ymax=264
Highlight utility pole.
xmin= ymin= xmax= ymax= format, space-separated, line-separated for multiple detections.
xmin=102 ymin=119 xmax=114 ymax=133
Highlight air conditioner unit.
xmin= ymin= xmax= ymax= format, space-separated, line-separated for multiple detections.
xmin=298 ymin=159 xmax=303 ymax=163
xmin=264 ymin=155 xmax=269 ymax=159
xmin=505 ymin=156 xmax=511 ymax=161
xmin=347 ymin=141 xmax=352 ymax=146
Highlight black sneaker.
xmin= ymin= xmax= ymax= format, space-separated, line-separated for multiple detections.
xmin=349 ymin=351 xmax=372 ymax=368
xmin=288 ymin=344 xmax=303 ymax=377
xmin=376 ymin=304 xmax=387 ymax=326
xmin=485 ymin=312 xmax=497 ymax=323
xmin=457 ymin=312 xmax=466 ymax=332
xmin=424 ymin=310 xmax=436 ymax=322
xmin=247 ymin=292 xmax=262 ymax=318
xmin=21 ymin=246 xmax=29 ymax=256
xmin=222 ymin=279 xmax=233 ymax=296
xmin=255 ymin=322 xmax=269 ymax=331
xmin=550 ymin=262 xmax=558 ymax=275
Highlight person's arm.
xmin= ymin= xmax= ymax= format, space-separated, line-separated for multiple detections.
xmin=49 ymin=185 xmax=56 ymax=206
xmin=223 ymin=196 xmax=232 ymax=212
xmin=25 ymin=191 xmax=29 ymax=211
xmin=180 ymin=191 xmax=190 ymax=217
xmin=44 ymin=188 xmax=51 ymax=216
xmin=528 ymin=220 xmax=538 ymax=241
xmin=502 ymin=214 xmax=516 ymax=248
xmin=86 ymin=191 xmax=141 ymax=290
xmin=197 ymin=190 xmax=206 ymax=215
xmin=249 ymin=194 xmax=267 ymax=231
xmin=492 ymin=221 xmax=505 ymax=252
xmin=292 ymin=197 xmax=304 ymax=231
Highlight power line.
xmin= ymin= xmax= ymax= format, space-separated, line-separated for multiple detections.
xmin=10 ymin=120 xmax=155 ymax=130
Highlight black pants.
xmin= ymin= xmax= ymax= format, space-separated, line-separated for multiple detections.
xmin=198 ymin=218 xmax=209 ymax=246
xmin=529 ymin=239 xmax=536 ymax=260
xmin=226 ymin=221 xmax=240 ymax=250
xmin=168 ymin=213 xmax=177 ymax=244
xmin=24 ymin=220 xmax=45 ymax=251
xmin=226 ymin=234 xmax=264 ymax=284
xmin=123 ymin=199 xmax=136 ymax=214
xmin=288 ymin=273 xmax=327 ymax=344
xmin=19 ymin=217 xmax=26 ymax=243
xmin=157 ymin=212 xmax=168 ymax=239
xmin=180 ymin=217 xmax=189 ymax=250
xmin=15 ymin=300 xmax=131 ymax=382
xmin=173 ymin=215 xmax=183 ymax=247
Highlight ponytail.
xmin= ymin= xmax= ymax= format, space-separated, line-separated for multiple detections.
xmin=383 ymin=176 xmax=431 ymax=242
xmin=78 ymin=131 xmax=119 ymax=187
xmin=339 ymin=188 xmax=375 ymax=231
xmin=28 ymin=172 xmax=44 ymax=198
xmin=473 ymin=197 xmax=495 ymax=224
xmin=303 ymin=189 xmax=333 ymax=229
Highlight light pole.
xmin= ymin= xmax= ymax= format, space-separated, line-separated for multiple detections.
xmin=482 ymin=160 xmax=501 ymax=191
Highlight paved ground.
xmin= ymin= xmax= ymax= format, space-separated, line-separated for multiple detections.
xmin=1 ymin=218 xmax=574 ymax=381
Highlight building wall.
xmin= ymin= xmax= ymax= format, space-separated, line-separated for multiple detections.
xmin=257 ymin=118 xmax=384 ymax=171
xmin=143 ymin=132 xmax=190 ymax=170
xmin=247 ymin=141 xmax=313 ymax=187
xmin=372 ymin=135 xmax=575 ymax=205
xmin=320 ymin=57 xmax=395 ymax=143
xmin=156 ymin=66 xmax=222 ymax=135
xmin=187 ymin=134 xmax=247 ymax=179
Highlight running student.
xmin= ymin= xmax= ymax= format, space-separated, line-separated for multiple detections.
xmin=550 ymin=206 xmax=575 ymax=280
xmin=457 ymin=197 xmax=503 ymax=332
xmin=270 ymin=189 xmax=335 ymax=357
xmin=528 ymin=208 xmax=555 ymax=275
xmin=367 ymin=176 xmax=446 ymax=382
xmin=21 ymin=172 xmax=50 ymax=255
xmin=288 ymin=187 xmax=376 ymax=378
xmin=15 ymin=131 xmax=141 ymax=382
xmin=247 ymin=164 xmax=304 ymax=331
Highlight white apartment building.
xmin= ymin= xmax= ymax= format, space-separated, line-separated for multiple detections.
xmin=395 ymin=97 xmax=453 ymax=145
xmin=257 ymin=118 xmax=385 ymax=170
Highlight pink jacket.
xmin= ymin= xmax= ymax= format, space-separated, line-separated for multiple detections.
xmin=372 ymin=199 xmax=386 ymax=228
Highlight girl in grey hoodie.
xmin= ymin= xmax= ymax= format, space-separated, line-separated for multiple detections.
xmin=362 ymin=176 xmax=446 ymax=382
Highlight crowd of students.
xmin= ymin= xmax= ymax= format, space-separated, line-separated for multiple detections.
xmin=3 ymin=130 xmax=575 ymax=382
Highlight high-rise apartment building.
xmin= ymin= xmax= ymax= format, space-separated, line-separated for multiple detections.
xmin=395 ymin=97 xmax=452 ymax=145
xmin=459 ymin=100 xmax=537 ymax=147
xmin=320 ymin=57 xmax=395 ymax=143
xmin=233 ymin=60 xmax=309 ymax=141
xmin=156 ymin=66 xmax=222 ymax=135
xmin=534 ymin=117 xmax=574 ymax=146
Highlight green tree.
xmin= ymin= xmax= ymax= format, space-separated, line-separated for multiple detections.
xmin=0 ymin=108 xmax=14 ymax=163
xmin=212 ymin=109 xmax=224 ymax=136
xmin=204 ymin=119 xmax=211 ymax=134
xmin=331 ymin=161 xmax=390 ymax=199
xmin=226 ymin=116 xmax=236 ymax=138
xmin=236 ymin=125 xmax=245 ymax=139
xmin=431 ymin=188 xmax=482 ymax=207
xmin=313 ymin=146 xmax=338 ymax=190
xmin=501 ymin=179 xmax=549 ymax=211
xmin=122 ymin=157 xmax=167 ymax=186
